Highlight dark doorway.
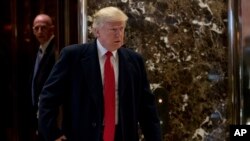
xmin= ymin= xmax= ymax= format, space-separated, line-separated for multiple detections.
xmin=0 ymin=0 xmax=78 ymax=140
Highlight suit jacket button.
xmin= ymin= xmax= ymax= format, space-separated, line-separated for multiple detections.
xmin=92 ymin=122 xmax=96 ymax=127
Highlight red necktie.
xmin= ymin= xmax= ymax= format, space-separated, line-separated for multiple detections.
xmin=103 ymin=51 xmax=116 ymax=141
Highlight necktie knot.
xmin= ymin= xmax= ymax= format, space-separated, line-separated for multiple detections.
xmin=39 ymin=48 xmax=43 ymax=53
xmin=105 ymin=51 xmax=113 ymax=58
xmin=38 ymin=48 xmax=43 ymax=59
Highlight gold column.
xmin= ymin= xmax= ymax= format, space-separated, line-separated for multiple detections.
xmin=78 ymin=0 xmax=87 ymax=43
xmin=228 ymin=0 xmax=242 ymax=124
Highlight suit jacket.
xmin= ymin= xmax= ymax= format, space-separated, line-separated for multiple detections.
xmin=38 ymin=40 xmax=162 ymax=141
xmin=32 ymin=37 xmax=59 ymax=110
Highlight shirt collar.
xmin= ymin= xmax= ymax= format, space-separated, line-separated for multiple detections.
xmin=96 ymin=39 xmax=117 ymax=59
xmin=39 ymin=35 xmax=55 ymax=53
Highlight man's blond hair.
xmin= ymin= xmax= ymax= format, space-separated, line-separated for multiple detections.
xmin=92 ymin=6 xmax=128 ymax=28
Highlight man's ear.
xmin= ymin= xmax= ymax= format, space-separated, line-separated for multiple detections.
xmin=50 ymin=25 xmax=55 ymax=28
xmin=92 ymin=27 xmax=99 ymax=37
xmin=50 ymin=25 xmax=55 ymax=31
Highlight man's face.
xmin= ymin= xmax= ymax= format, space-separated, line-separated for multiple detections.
xmin=33 ymin=16 xmax=54 ymax=44
xmin=96 ymin=21 xmax=126 ymax=51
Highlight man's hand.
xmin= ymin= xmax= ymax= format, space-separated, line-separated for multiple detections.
xmin=55 ymin=135 xmax=67 ymax=141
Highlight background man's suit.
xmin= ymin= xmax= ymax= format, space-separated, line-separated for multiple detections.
xmin=31 ymin=37 xmax=58 ymax=121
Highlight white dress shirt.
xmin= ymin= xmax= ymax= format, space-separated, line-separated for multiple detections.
xmin=39 ymin=35 xmax=55 ymax=57
xmin=96 ymin=39 xmax=119 ymax=124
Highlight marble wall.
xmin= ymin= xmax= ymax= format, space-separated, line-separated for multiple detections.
xmin=87 ymin=0 xmax=229 ymax=140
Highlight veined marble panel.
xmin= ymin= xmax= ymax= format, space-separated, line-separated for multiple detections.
xmin=87 ymin=0 xmax=229 ymax=140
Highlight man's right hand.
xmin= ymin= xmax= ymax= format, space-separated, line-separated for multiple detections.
xmin=55 ymin=135 xmax=67 ymax=141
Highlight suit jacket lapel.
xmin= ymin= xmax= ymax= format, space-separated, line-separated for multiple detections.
xmin=36 ymin=38 xmax=55 ymax=76
xmin=117 ymin=48 xmax=132 ymax=98
xmin=80 ymin=42 xmax=103 ymax=107
xmin=40 ymin=38 xmax=55 ymax=65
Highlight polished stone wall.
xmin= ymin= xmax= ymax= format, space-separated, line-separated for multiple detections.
xmin=87 ymin=0 xmax=229 ymax=140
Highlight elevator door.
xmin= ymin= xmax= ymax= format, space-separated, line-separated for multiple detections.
xmin=0 ymin=0 xmax=77 ymax=140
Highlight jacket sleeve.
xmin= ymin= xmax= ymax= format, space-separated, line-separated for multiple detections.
xmin=38 ymin=47 xmax=72 ymax=141
xmin=137 ymin=55 xmax=162 ymax=141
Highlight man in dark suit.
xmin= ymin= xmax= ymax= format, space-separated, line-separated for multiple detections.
xmin=31 ymin=13 xmax=59 ymax=140
xmin=38 ymin=7 xmax=162 ymax=141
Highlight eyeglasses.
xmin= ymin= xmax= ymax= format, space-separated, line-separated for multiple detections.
xmin=33 ymin=25 xmax=51 ymax=32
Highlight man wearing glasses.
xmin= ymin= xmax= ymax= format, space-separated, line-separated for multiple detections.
xmin=31 ymin=13 xmax=59 ymax=141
